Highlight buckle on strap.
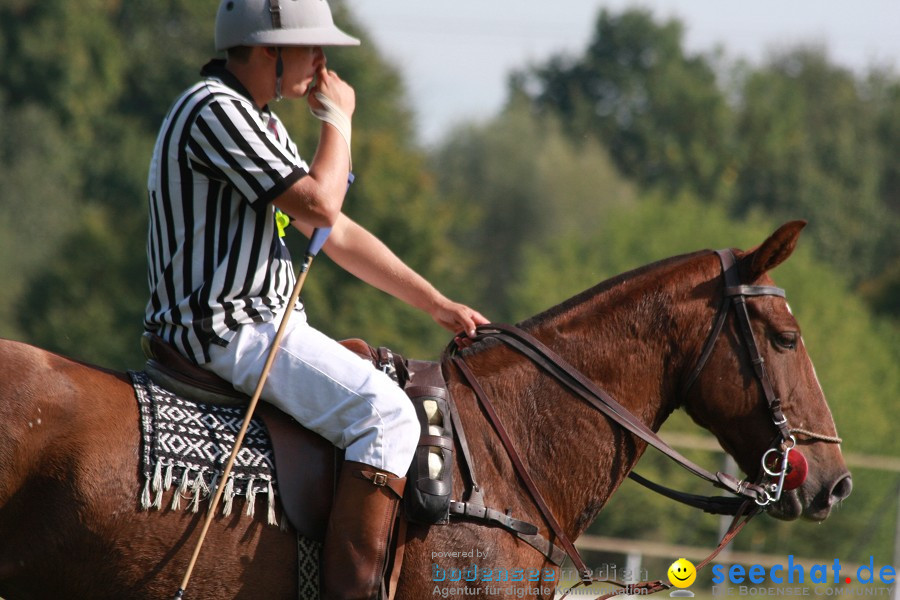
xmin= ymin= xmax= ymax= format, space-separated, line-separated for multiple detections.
xmin=269 ymin=0 xmax=282 ymax=28
xmin=448 ymin=501 xmax=538 ymax=536
xmin=376 ymin=347 xmax=400 ymax=383
xmin=360 ymin=470 xmax=405 ymax=498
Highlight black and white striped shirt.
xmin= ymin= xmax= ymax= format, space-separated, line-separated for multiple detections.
xmin=145 ymin=60 xmax=307 ymax=364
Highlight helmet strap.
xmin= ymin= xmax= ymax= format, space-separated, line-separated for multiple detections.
xmin=274 ymin=47 xmax=284 ymax=101
xmin=270 ymin=0 xmax=284 ymax=100
xmin=269 ymin=0 xmax=282 ymax=28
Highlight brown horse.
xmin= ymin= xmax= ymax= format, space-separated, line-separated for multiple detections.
xmin=0 ymin=221 xmax=851 ymax=599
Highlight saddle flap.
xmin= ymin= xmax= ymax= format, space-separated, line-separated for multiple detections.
xmin=257 ymin=403 xmax=340 ymax=542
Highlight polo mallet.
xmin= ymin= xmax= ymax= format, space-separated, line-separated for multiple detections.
xmin=174 ymin=174 xmax=353 ymax=599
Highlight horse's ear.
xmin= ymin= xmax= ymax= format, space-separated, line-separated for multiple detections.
xmin=742 ymin=220 xmax=807 ymax=280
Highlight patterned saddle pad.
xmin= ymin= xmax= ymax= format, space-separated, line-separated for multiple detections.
xmin=129 ymin=371 xmax=324 ymax=599
xmin=129 ymin=370 xmax=278 ymax=524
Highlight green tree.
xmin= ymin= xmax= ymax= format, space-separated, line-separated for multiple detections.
xmin=857 ymin=73 xmax=900 ymax=320
xmin=730 ymin=47 xmax=896 ymax=283
xmin=0 ymin=0 xmax=125 ymax=132
xmin=433 ymin=101 xmax=636 ymax=321
xmin=514 ymin=7 xmax=900 ymax=309
xmin=874 ymin=74 xmax=900 ymax=215
xmin=512 ymin=8 xmax=733 ymax=202
xmin=0 ymin=100 xmax=81 ymax=336
xmin=16 ymin=208 xmax=147 ymax=369
xmin=859 ymin=261 xmax=900 ymax=319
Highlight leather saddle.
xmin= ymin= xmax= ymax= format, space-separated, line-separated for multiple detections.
xmin=140 ymin=332 xmax=440 ymax=541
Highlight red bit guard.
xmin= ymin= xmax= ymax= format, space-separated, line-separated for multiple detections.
xmin=782 ymin=449 xmax=808 ymax=490
xmin=765 ymin=447 xmax=808 ymax=492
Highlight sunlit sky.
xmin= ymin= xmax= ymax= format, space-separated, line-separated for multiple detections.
xmin=343 ymin=0 xmax=900 ymax=145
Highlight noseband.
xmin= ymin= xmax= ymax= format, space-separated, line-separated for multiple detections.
xmin=449 ymin=248 xmax=841 ymax=593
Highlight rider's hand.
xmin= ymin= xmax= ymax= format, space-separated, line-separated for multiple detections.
xmin=308 ymin=65 xmax=355 ymax=119
xmin=430 ymin=299 xmax=489 ymax=339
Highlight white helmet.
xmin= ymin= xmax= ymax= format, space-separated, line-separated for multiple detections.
xmin=215 ymin=0 xmax=360 ymax=51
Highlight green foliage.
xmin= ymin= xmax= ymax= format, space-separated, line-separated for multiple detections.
xmin=512 ymin=9 xmax=734 ymax=202
xmin=730 ymin=48 xmax=896 ymax=282
xmin=434 ymin=101 xmax=637 ymax=321
xmin=859 ymin=260 xmax=900 ymax=319
xmin=515 ymin=9 xmax=900 ymax=303
xmin=1 ymin=0 xmax=125 ymax=129
xmin=874 ymin=76 xmax=900 ymax=215
xmin=0 ymin=100 xmax=82 ymax=336
xmin=15 ymin=207 xmax=147 ymax=370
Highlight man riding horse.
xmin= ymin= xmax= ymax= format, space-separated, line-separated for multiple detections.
xmin=142 ymin=0 xmax=488 ymax=597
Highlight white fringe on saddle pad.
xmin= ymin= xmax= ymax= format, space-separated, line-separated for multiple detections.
xmin=130 ymin=370 xmax=279 ymax=526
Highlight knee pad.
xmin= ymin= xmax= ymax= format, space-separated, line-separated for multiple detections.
xmin=403 ymin=385 xmax=454 ymax=524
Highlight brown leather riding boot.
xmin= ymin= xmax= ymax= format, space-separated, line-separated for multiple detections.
xmin=320 ymin=461 xmax=406 ymax=600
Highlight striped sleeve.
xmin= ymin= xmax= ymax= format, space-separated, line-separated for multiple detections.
xmin=187 ymin=94 xmax=307 ymax=210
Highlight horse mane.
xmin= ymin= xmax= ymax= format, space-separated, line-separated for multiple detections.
xmin=457 ymin=248 xmax=711 ymax=358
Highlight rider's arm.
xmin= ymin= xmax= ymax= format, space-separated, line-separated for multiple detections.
xmin=292 ymin=214 xmax=487 ymax=336
xmin=273 ymin=67 xmax=353 ymax=228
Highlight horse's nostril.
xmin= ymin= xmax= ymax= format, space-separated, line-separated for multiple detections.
xmin=829 ymin=474 xmax=853 ymax=504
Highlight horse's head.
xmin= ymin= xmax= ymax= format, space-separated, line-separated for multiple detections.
xmin=683 ymin=221 xmax=851 ymax=521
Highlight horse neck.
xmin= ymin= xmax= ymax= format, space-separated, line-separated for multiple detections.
xmin=460 ymin=252 xmax=714 ymax=537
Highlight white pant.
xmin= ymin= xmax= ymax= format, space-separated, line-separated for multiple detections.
xmin=204 ymin=308 xmax=419 ymax=477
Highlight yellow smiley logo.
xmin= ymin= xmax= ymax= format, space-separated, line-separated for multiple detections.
xmin=667 ymin=558 xmax=697 ymax=588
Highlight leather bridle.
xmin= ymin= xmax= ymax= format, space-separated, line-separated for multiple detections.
xmin=681 ymin=250 xmax=841 ymax=506
xmin=448 ymin=248 xmax=841 ymax=596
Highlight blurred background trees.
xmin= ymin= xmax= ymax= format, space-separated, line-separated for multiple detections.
xmin=1 ymin=0 xmax=897 ymax=576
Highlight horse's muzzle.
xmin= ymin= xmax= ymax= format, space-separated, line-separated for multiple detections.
xmin=804 ymin=471 xmax=852 ymax=522
xmin=827 ymin=473 xmax=853 ymax=507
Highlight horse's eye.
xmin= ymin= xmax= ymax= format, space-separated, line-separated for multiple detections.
xmin=773 ymin=331 xmax=798 ymax=350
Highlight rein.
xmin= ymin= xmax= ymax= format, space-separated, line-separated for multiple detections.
xmin=448 ymin=249 xmax=840 ymax=597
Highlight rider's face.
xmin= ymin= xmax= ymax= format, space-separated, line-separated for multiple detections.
xmin=279 ymin=45 xmax=325 ymax=98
